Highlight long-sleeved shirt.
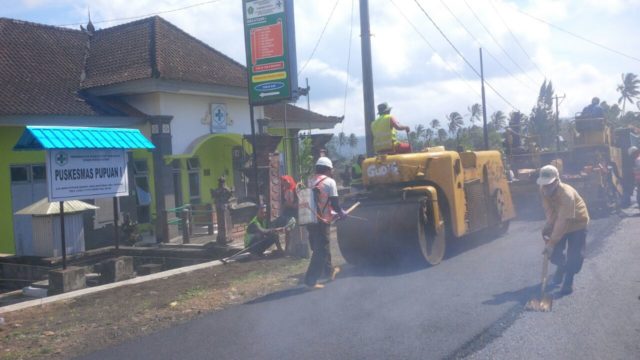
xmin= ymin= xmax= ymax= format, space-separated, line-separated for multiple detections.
xmin=541 ymin=182 xmax=590 ymax=247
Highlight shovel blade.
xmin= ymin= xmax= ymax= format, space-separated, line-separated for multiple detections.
xmin=525 ymin=295 xmax=553 ymax=312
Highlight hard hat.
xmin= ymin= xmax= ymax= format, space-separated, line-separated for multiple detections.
xmin=628 ymin=146 xmax=639 ymax=156
xmin=537 ymin=165 xmax=559 ymax=186
xmin=315 ymin=157 xmax=333 ymax=169
xmin=377 ymin=102 xmax=392 ymax=114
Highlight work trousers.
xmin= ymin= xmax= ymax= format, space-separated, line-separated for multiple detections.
xmin=550 ymin=228 xmax=587 ymax=276
xmin=305 ymin=222 xmax=332 ymax=286
xmin=248 ymin=232 xmax=279 ymax=256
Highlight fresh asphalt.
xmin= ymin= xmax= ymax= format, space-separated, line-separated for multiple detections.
xmin=78 ymin=212 xmax=637 ymax=360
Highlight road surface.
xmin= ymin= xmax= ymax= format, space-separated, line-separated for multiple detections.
xmin=79 ymin=212 xmax=640 ymax=359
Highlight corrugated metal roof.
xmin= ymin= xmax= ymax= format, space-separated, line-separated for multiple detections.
xmin=13 ymin=126 xmax=155 ymax=150
xmin=15 ymin=198 xmax=99 ymax=216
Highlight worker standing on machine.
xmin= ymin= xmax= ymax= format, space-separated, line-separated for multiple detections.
xmin=537 ymin=165 xmax=590 ymax=295
xmin=305 ymin=157 xmax=347 ymax=289
xmin=371 ymin=102 xmax=411 ymax=154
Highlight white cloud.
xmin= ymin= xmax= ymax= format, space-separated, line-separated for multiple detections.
xmin=8 ymin=0 xmax=640 ymax=137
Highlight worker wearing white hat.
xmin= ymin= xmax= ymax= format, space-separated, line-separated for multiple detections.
xmin=304 ymin=157 xmax=346 ymax=289
xmin=538 ymin=164 xmax=590 ymax=295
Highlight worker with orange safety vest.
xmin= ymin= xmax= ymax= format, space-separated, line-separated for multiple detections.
xmin=304 ymin=157 xmax=347 ymax=289
xmin=371 ymin=102 xmax=411 ymax=154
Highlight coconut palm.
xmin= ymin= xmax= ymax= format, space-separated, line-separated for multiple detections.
xmin=348 ymin=133 xmax=358 ymax=149
xmin=617 ymin=73 xmax=640 ymax=117
xmin=437 ymin=128 xmax=448 ymax=144
xmin=446 ymin=112 xmax=464 ymax=135
xmin=491 ymin=110 xmax=507 ymax=130
xmin=338 ymin=131 xmax=347 ymax=148
xmin=415 ymin=124 xmax=425 ymax=143
xmin=468 ymin=103 xmax=482 ymax=126
xmin=425 ymin=128 xmax=434 ymax=146
xmin=430 ymin=119 xmax=440 ymax=130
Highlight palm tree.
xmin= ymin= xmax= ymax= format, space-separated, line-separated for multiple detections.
xmin=437 ymin=128 xmax=448 ymax=144
xmin=617 ymin=73 xmax=640 ymax=117
xmin=338 ymin=132 xmax=347 ymax=148
xmin=430 ymin=119 xmax=440 ymax=130
xmin=414 ymin=124 xmax=425 ymax=145
xmin=491 ymin=110 xmax=507 ymax=130
xmin=425 ymin=128 xmax=434 ymax=146
xmin=348 ymin=133 xmax=358 ymax=149
xmin=446 ymin=112 xmax=464 ymax=135
xmin=468 ymin=103 xmax=482 ymax=126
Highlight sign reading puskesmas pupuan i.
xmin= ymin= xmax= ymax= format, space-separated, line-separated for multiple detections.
xmin=46 ymin=149 xmax=129 ymax=202
xmin=243 ymin=0 xmax=298 ymax=105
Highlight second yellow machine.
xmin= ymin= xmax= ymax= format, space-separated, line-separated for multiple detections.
xmin=338 ymin=148 xmax=516 ymax=266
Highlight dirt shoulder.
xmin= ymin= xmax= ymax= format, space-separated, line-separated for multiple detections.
xmin=0 ymin=248 xmax=343 ymax=360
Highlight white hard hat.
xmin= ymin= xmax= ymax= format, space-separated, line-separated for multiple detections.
xmin=537 ymin=165 xmax=559 ymax=186
xmin=628 ymin=146 xmax=639 ymax=156
xmin=315 ymin=157 xmax=333 ymax=169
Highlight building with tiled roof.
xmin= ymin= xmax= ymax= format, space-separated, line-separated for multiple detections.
xmin=0 ymin=16 xmax=341 ymax=255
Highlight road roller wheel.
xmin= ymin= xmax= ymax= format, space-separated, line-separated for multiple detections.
xmin=417 ymin=198 xmax=446 ymax=266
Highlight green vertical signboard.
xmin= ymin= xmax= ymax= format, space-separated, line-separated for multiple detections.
xmin=243 ymin=0 xmax=298 ymax=105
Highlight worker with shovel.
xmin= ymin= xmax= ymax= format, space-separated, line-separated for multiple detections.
xmin=537 ymin=164 xmax=590 ymax=295
xmin=244 ymin=204 xmax=285 ymax=258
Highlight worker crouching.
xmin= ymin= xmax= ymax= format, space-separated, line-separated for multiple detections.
xmin=537 ymin=165 xmax=590 ymax=295
xmin=244 ymin=204 xmax=284 ymax=258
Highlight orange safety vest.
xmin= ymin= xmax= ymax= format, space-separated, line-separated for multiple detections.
xmin=311 ymin=174 xmax=332 ymax=223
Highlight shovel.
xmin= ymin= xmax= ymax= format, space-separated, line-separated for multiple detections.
xmin=525 ymin=252 xmax=553 ymax=312
xmin=221 ymin=218 xmax=296 ymax=264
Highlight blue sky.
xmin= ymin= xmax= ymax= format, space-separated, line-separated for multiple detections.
xmin=6 ymin=0 xmax=640 ymax=135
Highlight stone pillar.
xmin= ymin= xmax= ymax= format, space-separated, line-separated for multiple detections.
xmin=99 ymin=256 xmax=135 ymax=283
xmin=150 ymin=116 xmax=175 ymax=243
xmin=211 ymin=177 xmax=233 ymax=245
xmin=48 ymin=266 xmax=86 ymax=295
xmin=243 ymin=134 xmax=282 ymax=203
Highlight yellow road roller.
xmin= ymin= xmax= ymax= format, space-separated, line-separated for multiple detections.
xmin=338 ymin=147 xmax=516 ymax=266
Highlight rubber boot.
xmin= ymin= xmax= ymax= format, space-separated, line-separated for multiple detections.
xmin=560 ymin=273 xmax=574 ymax=295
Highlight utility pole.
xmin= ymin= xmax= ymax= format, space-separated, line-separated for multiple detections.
xmin=480 ymin=48 xmax=489 ymax=150
xmin=360 ymin=0 xmax=375 ymax=157
xmin=553 ymin=94 xmax=566 ymax=152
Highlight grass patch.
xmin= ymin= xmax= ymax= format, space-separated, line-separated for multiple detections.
xmin=177 ymin=286 xmax=207 ymax=302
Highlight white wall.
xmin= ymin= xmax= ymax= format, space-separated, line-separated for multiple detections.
xmin=125 ymin=93 xmax=263 ymax=154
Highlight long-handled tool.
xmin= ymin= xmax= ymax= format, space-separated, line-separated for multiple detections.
xmin=330 ymin=202 xmax=360 ymax=224
xmin=220 ymin=217 xmax=296 ymax=264
xmin=525 ymin=252 xmax=553 ymax=312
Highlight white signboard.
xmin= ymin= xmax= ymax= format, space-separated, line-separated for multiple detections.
xmin=210 ymin=103 xmax=228 ymax=133
xmin=46 ymin=149 xmax=129 ymax=202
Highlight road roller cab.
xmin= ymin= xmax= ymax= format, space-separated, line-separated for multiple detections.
xmin=337 ymin=148 xmax=515 ymax=266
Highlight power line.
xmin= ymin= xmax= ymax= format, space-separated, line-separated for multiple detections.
xmin=55 ymin=0 xmax=224 ymax=27
xmin=515 ymin=8 xmax=640 ymax=63
xmin=437 ymin=0 xmax=536 ymax=91
xmin=412 ymin=0 xmax=519 ymax=111
xmin=389 ymin=0 xmax=482 ymax=99
xmin=298 ymin=0 xmax=341 ymax=76
xmin=487 ymin=0 xmax=547 ymax=79
xmin=461 ymin=0 xmax=543 ymax=85
xmin=341 ymin=0 xmax=356 ymax=132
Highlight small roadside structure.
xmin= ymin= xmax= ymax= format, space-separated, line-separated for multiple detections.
xmin=13 ymin=125 xmax=154 ymax=269
xmin=14 ymin=198 xmax=99 ymax=258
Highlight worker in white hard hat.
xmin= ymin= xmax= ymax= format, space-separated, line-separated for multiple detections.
xmin=537 ymin=164 xmax=590 ymax=295
xmin=304 ymin=157 xmax=347 ymax=289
